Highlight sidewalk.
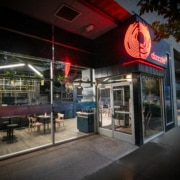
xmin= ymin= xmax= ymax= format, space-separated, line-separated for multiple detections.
xmin=84 ymin=127 xmax=180 ymax=180
xmin=0 ymin=134 xmax=138 ymax=180
xmin=1 ymin=127 xmax=179 ymax=180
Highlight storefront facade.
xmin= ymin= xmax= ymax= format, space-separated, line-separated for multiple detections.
xmin=95 ymin=16 xmax=174 ymax=145
xmin=0 ymin=6 xmax=97 ymax=159
xmin=0 ymin=6 xmax=176 ymax=159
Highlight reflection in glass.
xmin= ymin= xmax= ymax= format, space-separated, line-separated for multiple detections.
xmin=141 ymin=76 xmax=164 ymax=140
xmin=0 ymin=52 xmax=51 ymax=105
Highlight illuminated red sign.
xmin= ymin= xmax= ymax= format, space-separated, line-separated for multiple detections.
xmin=124 ymin=22 xmax=151 ymax=59
xmin=122 ymin=59 xmax=163 ymax=70
xmin=64 ymin=62 xmax=71 ymax=77
xmin=151 ymin=52 xmax=166 ymax=64
xmin=124 ymin=22 xmax=167 ymax=67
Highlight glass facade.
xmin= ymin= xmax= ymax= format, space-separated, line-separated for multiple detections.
xmin=164 ymin=54 xmax=174 ymax=126
xmin=0 ymin=7 xmax=176 ymax=158
xmin=141 ymin=75 xmax=164 ymax=140
xmin=0 ymin=51 xmax=95 ymax=158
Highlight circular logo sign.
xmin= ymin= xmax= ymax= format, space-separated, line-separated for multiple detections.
xmin=124 ymin=22 xmax=151 ymax=59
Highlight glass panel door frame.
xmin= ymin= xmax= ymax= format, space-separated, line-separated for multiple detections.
xmin=97 ymin=81 xmax=135 ymax=144
xmin=112 ymin=82 xmax=135 ymax=143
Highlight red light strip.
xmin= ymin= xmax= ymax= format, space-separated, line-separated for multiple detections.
xmin=122 ymin=59 xmax=163 ymax=70
xmin=64 ymin=62 xmax=71 ymax=77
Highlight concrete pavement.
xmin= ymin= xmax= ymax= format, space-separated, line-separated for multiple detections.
xmin=84 ymin=127 xmax=180 ymax=180
xmin=1 ymin=127 xmax=180 ymax=180
xmin=0 ymin=134 xmax=138 ymax=180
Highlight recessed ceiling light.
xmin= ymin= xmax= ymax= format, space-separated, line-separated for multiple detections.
xmin=85 ymin=24 xmax=95 ymax=32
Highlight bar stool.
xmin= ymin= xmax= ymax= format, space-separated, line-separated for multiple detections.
xmin=6 ymin=123 xmax=18 ymax=143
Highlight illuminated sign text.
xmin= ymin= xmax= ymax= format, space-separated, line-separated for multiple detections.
xmin=151 ymin=52 xmax=166 ymax=64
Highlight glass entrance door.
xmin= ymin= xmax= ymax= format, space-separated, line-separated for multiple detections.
xmin=98 ymin=82 xmax=134 ymax=143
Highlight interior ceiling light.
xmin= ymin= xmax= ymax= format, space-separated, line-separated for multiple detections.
xmin=0 ymin=63 xmax=25 ymax=69
xmin=126 ymin=74 xmax=132 ymax=79
xmin=28 ymin=64 xmax=43 ymax=77
xmin=103 ymin=78 xmax=109 ymax=82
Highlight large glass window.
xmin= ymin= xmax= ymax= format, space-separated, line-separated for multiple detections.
xmin=0 ymin=51 xmax=95 ymax=158
xmin=53 ymin=62 xmax=96 ymax=143
xmin=164 ymin=54 xmax=174 ymax=125
xmin=141 ymin=75 xmax=164 ymax=140
xmin=0 ymin=51 xmax=52 ymax=158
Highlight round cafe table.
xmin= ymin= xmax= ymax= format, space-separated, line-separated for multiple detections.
xmin=1 ymin=121 xmax=9 ymax=141
xmin=37 ymin=115 xmax=51 ymax=134
xmin=1 ymin=115 xmax=18 ymax=124
xmin=6 ymin=123 xmax=18 ymax=143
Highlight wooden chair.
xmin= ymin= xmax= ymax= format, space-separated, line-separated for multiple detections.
xmin=28 ymin=115 xmax=43 ymax=133
xmin=32 ymin=116 xmax=43 ymax=132
xmin=55 ymin=113 xmax=65 ymax=128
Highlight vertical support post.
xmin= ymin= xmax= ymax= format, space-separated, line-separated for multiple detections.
xmin=51 ymin=25 xmax=55 ymax=144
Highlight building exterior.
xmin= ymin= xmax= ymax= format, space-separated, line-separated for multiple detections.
xmin=0 ymin=0 xmax=179 ymax=159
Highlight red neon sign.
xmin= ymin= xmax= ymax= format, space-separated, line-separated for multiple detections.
xmin=151 ymin=52 xmax=166 ymax=64
xmin=124 ymin=22 xmax=151 ymax=59
xmin=122 ymin=59 xmax=163 ymax=70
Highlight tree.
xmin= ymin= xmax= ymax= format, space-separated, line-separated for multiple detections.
xmin=137 ymin=0 xmax=180 ymax=42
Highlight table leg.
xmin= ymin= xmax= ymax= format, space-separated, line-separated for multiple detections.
xmin=6 ymin=124 xmax=18 ymax=143
xmin=44 ymin=119 xmax=46 ymax=134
